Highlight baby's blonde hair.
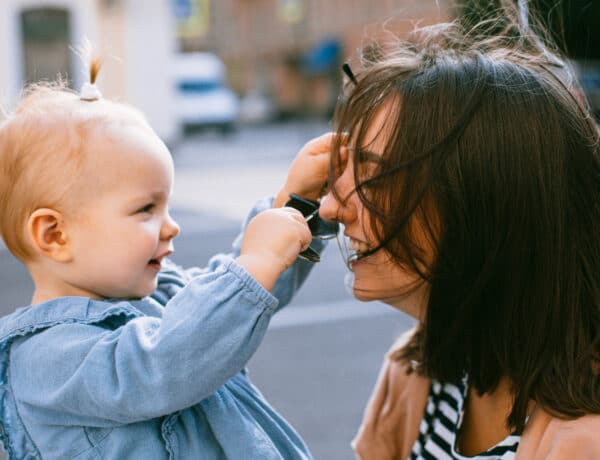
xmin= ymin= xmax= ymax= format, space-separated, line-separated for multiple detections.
xmin=0 ymin=58 xmax=149 ymax=261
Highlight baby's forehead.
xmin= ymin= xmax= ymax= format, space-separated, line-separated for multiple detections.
xmin=14 ymin=99 xmax=150 ymax=160
xmin=7 ymin=86 xmax=165 ymax=165
xmin=81 ymin=118 xmax=172 ymax=173
xmin=11 ymin=97 xmax=161 ymax=189
xmin=57 ymin=135 xmax=173 ymax=209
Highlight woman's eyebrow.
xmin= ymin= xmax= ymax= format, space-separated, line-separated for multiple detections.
xmin=357 ymin=150 xmax=383 ymax=163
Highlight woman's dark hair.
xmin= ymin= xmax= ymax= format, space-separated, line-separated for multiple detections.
xmin=331 ymin=16 xmax=600 ymax=432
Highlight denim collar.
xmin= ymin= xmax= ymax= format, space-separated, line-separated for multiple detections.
xmin=0 ymin=297 xmax=144 ymax=344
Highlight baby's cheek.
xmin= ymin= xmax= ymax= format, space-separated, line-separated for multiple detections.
xmin=142 ymin=220 xmax=162 ymax=235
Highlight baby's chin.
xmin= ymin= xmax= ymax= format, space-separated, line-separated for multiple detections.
xmin=106 ymin=284 xmax=157 ymax=301
xmin=137 ymin=276 xmax=160 ymax=297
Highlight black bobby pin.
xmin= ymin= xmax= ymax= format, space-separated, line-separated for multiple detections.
xmin=342 ymin=63 xmax=357 ymax=85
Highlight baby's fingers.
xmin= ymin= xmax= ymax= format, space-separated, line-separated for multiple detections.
xmin=281 ymin=207 xmax=312 ymax=251
xmin=301 ymin=132 xmax=336 ymax=156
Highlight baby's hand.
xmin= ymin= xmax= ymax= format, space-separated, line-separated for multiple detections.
xmin=237 ymin=207 xmax=312 ymax=291
xmin=274 ymin=132 xmax=339 ymax=207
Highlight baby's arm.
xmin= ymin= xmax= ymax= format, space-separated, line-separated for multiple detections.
xmin=11 ymin=263 xmax=286 ymax=426
xmin=151 ymin=197 xmax=311 ymax=306
xmin=11 ymin=209 xmax=311 ymax=426
xmin=155 ymin=133 xmax=336 ymax=308
xmin=236 ymin=206 xmax=310 ymax=291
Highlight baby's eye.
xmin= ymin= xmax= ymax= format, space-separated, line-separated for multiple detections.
xmin=137 ymin=203 xmax=155 ymax=213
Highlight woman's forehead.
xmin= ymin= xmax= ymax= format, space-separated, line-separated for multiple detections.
xmin=350 ymin=104 xmax=397 ymax=154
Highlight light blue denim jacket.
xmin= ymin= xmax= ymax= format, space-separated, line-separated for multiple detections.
xmin=0 ymin=198 xmax=321 ymax=460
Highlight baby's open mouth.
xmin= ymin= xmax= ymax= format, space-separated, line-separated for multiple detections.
xmin=148 ymin=251 xmax=173 ymax=269
xmin=148 ymin=258 xmax=162 ymax=268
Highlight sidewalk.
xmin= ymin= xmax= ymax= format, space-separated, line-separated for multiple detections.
xmin=171 ymin=163 xmax=289 ymax=219
xmin=170 ymin=119 xmax=330 ymax=221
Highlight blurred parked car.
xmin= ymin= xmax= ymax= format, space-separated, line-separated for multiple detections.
xmin=173 ymin=52 xmax=240 ymax=134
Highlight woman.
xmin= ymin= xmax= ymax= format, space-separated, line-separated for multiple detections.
xmin=318 ymin=17 xmax=600 ymax=460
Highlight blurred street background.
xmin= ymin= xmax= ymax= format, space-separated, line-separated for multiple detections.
xmin=0 ymin=0 xmax=599 ymax=458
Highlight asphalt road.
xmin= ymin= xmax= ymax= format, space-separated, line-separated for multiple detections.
xmin=0 ymin=121 xmax=415 ymax=459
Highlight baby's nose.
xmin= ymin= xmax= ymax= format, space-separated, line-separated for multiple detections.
xmin=162 ymin=215 xmax=180 ymax=240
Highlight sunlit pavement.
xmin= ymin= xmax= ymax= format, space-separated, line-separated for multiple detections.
xmin=169 ymin=119 xmax=333 ymax=220
xmin=0 ymin=120 xmax=414 ymax=460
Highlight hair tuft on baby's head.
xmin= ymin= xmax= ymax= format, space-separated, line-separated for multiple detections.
xmin=73 ymin=39 xmax=103 ymax=101
xmin=89 ymin=55 xmax=102 ymax=85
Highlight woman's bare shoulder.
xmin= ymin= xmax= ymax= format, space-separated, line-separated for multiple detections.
xmin=523 ymin=411 xmax=600 ymax=460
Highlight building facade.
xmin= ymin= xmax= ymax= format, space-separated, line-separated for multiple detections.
xmin=177 ymin=0 xmax=452 ymax=116
xmin=0 ymin=0 xmax=455 ymax=131
xmin=0 ymin=0 xmax=178 ymax=140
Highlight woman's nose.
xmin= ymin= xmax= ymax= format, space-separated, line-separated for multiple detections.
xmin=161 ymin=213 xmax=180 ymax=240
xmin=319 ymin=192 xmax=340 ymax=222
xmin=319 ymin=189 xmax=357 ymax=224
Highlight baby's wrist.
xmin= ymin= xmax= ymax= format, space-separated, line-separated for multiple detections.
xmin=273 ymin=188 xmax=291 ymax=208
xmin=236 ymin=253 xmax=286 ymax=292
xmin=274 ymin=187 xmax=320 ymax=208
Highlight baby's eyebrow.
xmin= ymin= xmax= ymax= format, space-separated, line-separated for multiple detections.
xmin=150 ymin=191 xmax=168 ymax=200
xmin=130 ymin=191 xmax=168 ymax=203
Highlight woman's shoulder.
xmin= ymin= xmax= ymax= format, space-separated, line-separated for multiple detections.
xmin=519 ymin=410 xmax=600 ymax=459
xmin=386 ymin=327 xmax=417 ymax=359
xmin=352 ymin=327 xmax=430 ymax=460
xmin=546 ymin=413 xmax=600 ymax=457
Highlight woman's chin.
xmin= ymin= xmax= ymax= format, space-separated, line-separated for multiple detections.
xmin=353 ymin=291 xmax=375 ymax=302
xmin=347 ymin=278 xmax=426 ymax=318
xmin=348 ymin=283 xmax=380 ymax=302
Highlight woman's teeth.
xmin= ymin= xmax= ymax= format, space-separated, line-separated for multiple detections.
xmin=349 ymin=238 xmax=369 ymax=255
xmin=346 ymin=238 xmax=369 ymax=268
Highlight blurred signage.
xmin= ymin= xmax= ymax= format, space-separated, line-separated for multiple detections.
xmin=175 ymin=0 xmax=210 ymax=38
xmin=172 ymin=0 xmax=192 ymax=19
xmin=278 ymin=0 xmax=304 ymax=24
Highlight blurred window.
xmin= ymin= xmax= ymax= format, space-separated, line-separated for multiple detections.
xmin=278 ymin=0 xmax=305 ymax=23
xmin=21 ymin=8 xmax=72 ymax=84
xmin=175 ymin=0 xmax=211 ymax=39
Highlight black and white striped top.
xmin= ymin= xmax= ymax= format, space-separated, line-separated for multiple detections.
xmin=409 ymin=376 xmax=520 ymax=459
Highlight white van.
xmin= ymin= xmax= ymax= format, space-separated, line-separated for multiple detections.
xmin=173 ymin=52 xmax=240 ymax=134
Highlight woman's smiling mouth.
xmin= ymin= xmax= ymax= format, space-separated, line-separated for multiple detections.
xmin=346 ymin=236 xmax=371 ymax=268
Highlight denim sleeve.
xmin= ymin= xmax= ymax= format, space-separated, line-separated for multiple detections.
xmin=154 ymin=196 xmax=324 ymax=312
xmin=10 ymin=258 xmax=278 ymax=426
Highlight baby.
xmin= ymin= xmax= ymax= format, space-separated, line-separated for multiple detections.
xmin=0 ymin=58 xmax=332 ymax=459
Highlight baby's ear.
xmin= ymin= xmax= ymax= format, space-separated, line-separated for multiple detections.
xmin=27 ymin=208 xmax=73 ymax=262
